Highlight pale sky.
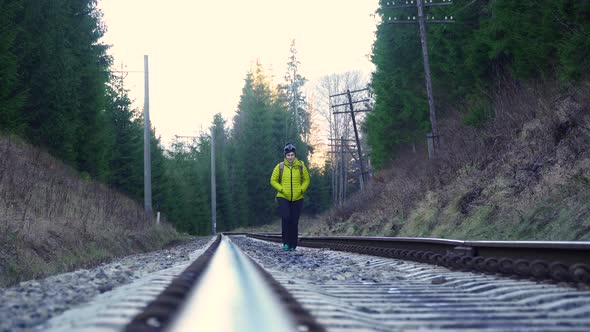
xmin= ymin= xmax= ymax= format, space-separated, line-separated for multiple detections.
xmin=98 ymin=0 xmax=379 ymax=144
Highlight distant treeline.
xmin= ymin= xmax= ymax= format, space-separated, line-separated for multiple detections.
xmin=6 ymin=0 xmax=583 ymax=233
xmin=0 ymin=0 xmax=332 ymax=234
xmin=366 ymin=0 xmax=590 ymax=168
xmin=164 ymin=63 xmax=333 ymax=234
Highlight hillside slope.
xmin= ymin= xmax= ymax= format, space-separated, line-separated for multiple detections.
xmin=307 ymin=81 xmax=590 ymax=241
xmin=0 ymin=136 xmax=187 ymax=287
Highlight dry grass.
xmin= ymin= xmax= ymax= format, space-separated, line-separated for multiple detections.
xmin=0 ymin=135 xmax=188 ymax=287
xmin=306 ymin=77 xmax=590 ymax=241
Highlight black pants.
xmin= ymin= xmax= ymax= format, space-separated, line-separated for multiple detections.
xmin=277 ymin=198 xmax=303 ymax=249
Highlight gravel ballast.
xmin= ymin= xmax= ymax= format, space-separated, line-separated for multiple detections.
xmin=0 ymin=237 xmax=213 ymax=332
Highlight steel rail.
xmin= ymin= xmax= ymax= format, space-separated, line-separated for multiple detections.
xmin=247 ymin=233 xmax=590 ymax=286
xmin=125 ymin=234 xmax=324 ymax=332
xmin=166 ymin=235 xmax=296 ymax=332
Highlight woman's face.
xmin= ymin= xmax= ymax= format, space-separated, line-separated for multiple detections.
xmin=285 ymin=152 xmax=295 ymax=162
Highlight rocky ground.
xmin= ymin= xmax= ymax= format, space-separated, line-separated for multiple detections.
xmin=231 ymin=236 xmax=410 ymax=284
xmin=0 ymin=237 xmax=213 ymax=332
xmin=2 ymin=235 xmax=588 ymax=332
xmin=231 ymin=236 xmax=590 ymax=332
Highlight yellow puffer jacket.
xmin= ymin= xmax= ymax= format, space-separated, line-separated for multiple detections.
xmin=270 ymin=158 xmax=310 ymax=202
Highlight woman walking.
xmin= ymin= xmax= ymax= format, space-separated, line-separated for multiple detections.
xmin=270 ymin=143 xmax=310 ymax=251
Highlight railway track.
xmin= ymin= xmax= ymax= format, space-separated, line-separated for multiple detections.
xmin=249 ymin=233 xmax=590 ymax=286
xmin=236 ymin=234 xmax=590 ymax=331
xmin=35 ymin=234 xmax=590 ymax=331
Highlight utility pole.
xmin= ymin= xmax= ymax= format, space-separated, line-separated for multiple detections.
xmin=331 ymin=88 xmax=371 ymax=190
xmin=143 ymin=55 xmax=152 ymax=216
xmin=210 ymin=129 xmax=217 ymax=236
xmin=327 ymin=137 xmax=359 ymax=197
xmin=347 ymin=89 xmax=365 ymax=190
xmin=327 ymin=138 xmax=357 ymax=204
xmin=328 ymin=136 xmax=360 ymax=205
xmin=384 ymin=0 xmax=454 ymax=158
xmin=330 ymin=107 xmax=337 ymax=205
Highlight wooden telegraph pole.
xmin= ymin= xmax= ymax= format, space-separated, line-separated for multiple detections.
xmin=330 ymin=88 xmax=371 ymax=190
xmin=384 ymin=0 xmax=454 ymax=158
xmin=327 ymin=138 xmax=357 ymax=205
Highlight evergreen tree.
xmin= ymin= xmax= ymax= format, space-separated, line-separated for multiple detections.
xmin=71 ymin=0 xmax=112 ymax=181
xmin=557 ymin=1 xmax=590 ymax=80
xmin=196 ymin=133 xmax=213 ymax=234
xmin=211 ymin=113 xmax=234 ymax=232
xmin=366 ymin=0 xmax=590 ymax=168
xmin=11 ymin=0 xmax=111 ymax=176
xmin=163 ymin=138 xmax=209 ymax=234
xmin=304 ymin=164 xmax=332 ymax=215
xmin=366 ymin=17 xmax=429 ymax=168
xmin=0 ymin=0 xmax=25 ymax=135
xmin=150 ymin=128 xmax=169 ymax=220
xmin=231 ymin=63 xmax=278 ymax=227
xmin=280 ymin=40 xmax=311 ymax=145
xmin=104 ymin=76 xmax=143 ymax=198
xmin=18 ymin=0 xmax=79 ymax=162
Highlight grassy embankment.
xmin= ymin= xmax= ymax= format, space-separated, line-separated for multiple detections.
xmin=0 ymin=136 xmax=190 ymax=287
xmin=304 ymin=80 xmax=590 ymax=241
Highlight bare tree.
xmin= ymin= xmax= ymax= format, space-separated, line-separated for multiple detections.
xmin=308 ymin=71 xmax=369 ymax=204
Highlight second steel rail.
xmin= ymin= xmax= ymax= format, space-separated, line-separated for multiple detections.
xmin=248 ymin=233 xmax=590 ymax=286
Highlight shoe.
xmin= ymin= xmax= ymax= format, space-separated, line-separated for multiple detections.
xmin=282 ymin=244 xmax=289 ymax=251
xmin=289 ymin=247 xmax=296 ymax=252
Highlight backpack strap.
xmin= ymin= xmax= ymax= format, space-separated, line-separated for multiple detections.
xmin=278 ymin=161 xmax=304 ymax=184
xmin=278 ymin=162 xmax=284 ymax=183
xmin=299 ymin=161 xmax=304 ymax=184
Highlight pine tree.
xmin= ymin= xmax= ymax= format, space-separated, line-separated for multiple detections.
xmin=150 ymin=128 xmax=169 ymax=219
xmin=367 ymin=8 xmax=430 ymax=168
xmin=70 ymin=0 xmax=112 ymax=180
xmin=105 ymin=76 xmax=143 ymax=199
xmin=163 ymin=138 xmax=209 ymax=234
xmin=231 ymin=63 xmax=278 ymax=227
xmin=304 ymin=165 xmax=332 ymax=214
xmin=210 ymin=113 xmax=234 ymax=231
xmin=279 ymin=40 xmax=311 ymax=154
xmin=0 ymin=0 xmax=25 ymax=135
xmin=12 ymin=0 xmax=111 ymax=176
xmin=366 ymin=0 xmax=590 ymax=168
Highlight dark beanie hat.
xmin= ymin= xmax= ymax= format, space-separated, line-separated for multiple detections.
xmin=284 ymin=142 xmax=296 ymax=155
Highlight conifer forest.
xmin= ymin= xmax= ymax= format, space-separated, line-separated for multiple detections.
xmin=1 ymin=0 xmax=589 ymax=234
